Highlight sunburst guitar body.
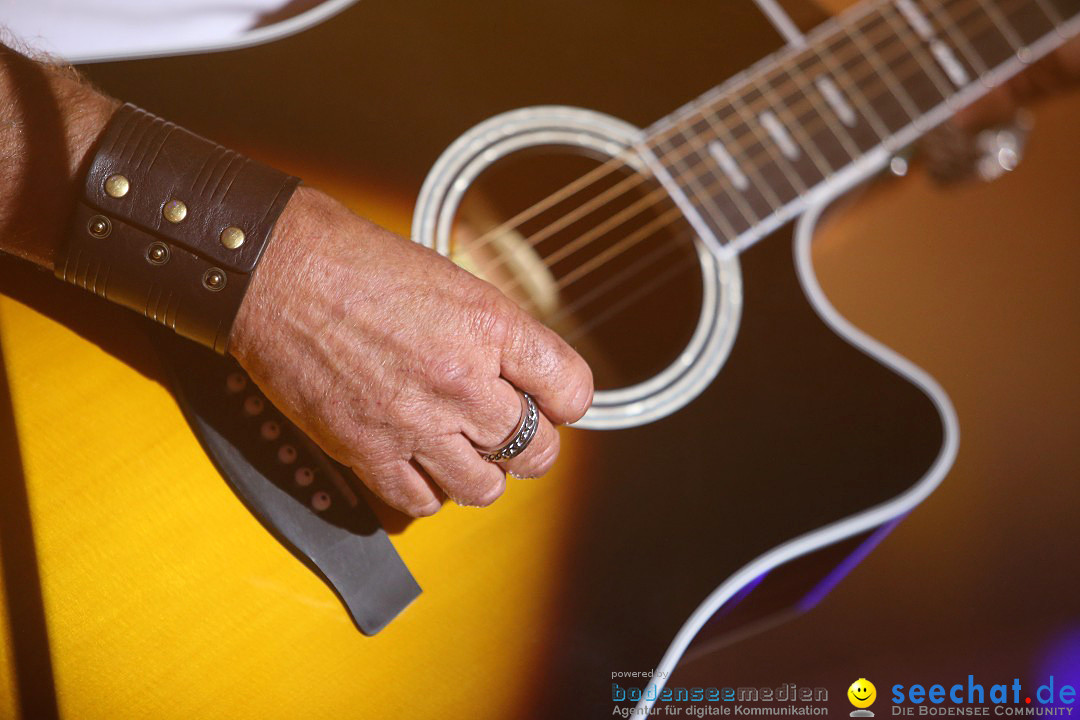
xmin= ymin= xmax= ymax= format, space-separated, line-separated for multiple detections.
xmin=1 ymin=0 xmax=1078 ymax=717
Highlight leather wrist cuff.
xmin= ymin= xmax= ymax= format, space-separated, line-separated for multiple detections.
xmin=57 ymin=103 xmax=300 ymax=354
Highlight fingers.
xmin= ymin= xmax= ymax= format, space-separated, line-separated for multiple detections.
xmin=414 ymin=434 xmax=506 ymax=508
xmin=499 ymin=312 xmax=594 ymax=426
xmin=358 ymin=459 xmax=442 ymax=517
xmin=462 ymin=378 xmax=561 ymax=481
xmin=499 ymin=411 xmax=560 ymax=480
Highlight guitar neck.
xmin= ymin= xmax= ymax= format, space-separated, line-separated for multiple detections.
xmin=639 ymin=0 xmax=1080 ymax=256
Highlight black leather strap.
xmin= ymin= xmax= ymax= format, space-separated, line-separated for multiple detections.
xmin=157 ymin=331 xmax=421 ymax=635
xmin=57 ymin=103 xmax=300 ymax=353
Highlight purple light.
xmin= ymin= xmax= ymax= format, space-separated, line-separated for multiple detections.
xmin=796 ymin=516 xmax=905 ymax=612
xmin=1035 ymin=624 xmax=1080 ymax=688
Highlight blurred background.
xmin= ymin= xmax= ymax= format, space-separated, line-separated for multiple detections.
xmin=0 ymin=0 xmax=1077 ymax=715
xmin=678 ymin=81 xmax=1080 ymax=698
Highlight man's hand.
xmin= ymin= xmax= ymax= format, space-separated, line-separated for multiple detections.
xmin=230 ymin=187 xmax=594 ymax=516
xmin=0 ymin=41 xmax=591 ymax=517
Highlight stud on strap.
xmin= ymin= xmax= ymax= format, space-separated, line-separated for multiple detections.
xmin=57 ymin=103 xmax=300 ymax=354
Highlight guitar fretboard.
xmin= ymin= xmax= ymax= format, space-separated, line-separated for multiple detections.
xmin=639 ymin=0 xmax=1080 ymax=256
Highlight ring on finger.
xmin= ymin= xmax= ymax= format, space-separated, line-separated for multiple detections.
xmin=475 ymin=390 xmax=539 ymax=463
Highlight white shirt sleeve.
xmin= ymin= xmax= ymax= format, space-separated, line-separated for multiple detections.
xmin=0 ymin=0 xmax=352 ymax=62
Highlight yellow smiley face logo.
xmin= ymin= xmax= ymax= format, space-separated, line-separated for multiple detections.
xmin=848 ymin=679 xmax=877 ymax=708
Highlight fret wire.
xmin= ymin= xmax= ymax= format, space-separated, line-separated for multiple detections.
xmin=670 ymin=125 xmax=741 ymax=239
xmin=712 ymin=101 xmax=802 ymax=208
xmin=727 ymin=1 xmax=914 ymax=178
xmin=942 ymin=0 xmax=1020 ymax=66
xmin=642 ymin=0 xmax=1038 ymax=163
xmin=796 ymin=13 xmax=895 ymax=142
xmin=467 ymin=0 xmax=1067 ymax=291
xmin=1032 ymin=0 xmax=1065 ymax=25
xmin=752 ymin=73 xmax=836 ymax=176
xmin=776 ymin=61 xmax=863 ymax=160
xmin=659 ymin=5 xmax=923 ymax=184
xmin=650 ymin=0 xmax=917 ymax=168
xmin=810 ymin=40 xmax=892 ymax=140
xmin=994 ymin=0 xmax=1060 ymax=46
xmin=650 ymin=0 xmax=1037 ymax=211
xmin=668 ymin=0 xmax=1054 ymax=203
xmin=975 ymin=0 xmax=1026 ymax=49
xmin=844 ymin=9 xmax=923 ymax=121
xmin=919 ymin=0 xmax=991 ymax=76
xmin=862 ymin=4 xmax=950 ymax=115
xmin=651 ymin=0 xmax=993 ymax=223
xmin=691 ymin=118 xmax=763 ymax=225
xmin=808 ymin=8 xmax=916 ymax=135
xmin=700 ymin=107 xmax=785 ymax=210
xmin=552 ymin=0 xmax=1075 ymax=302
xmin=501 ymin=0 xmax=1067 ymax=302
xmin=881 ymin=2 xmax=958 ymax=96
xmin=729 ymin=93 xmax=808 ymax=195
xmin=801 ymin=0 xmax=908 ymax=134
xmin=656 ymin=2 xmax=916 ymax=196
xmin=643 ymin=0 xmax=890 ymax=154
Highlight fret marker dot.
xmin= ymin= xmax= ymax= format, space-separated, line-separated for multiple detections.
xmin=260 ymin=421 xmax=281 ymax=441
xmin=294 ymin=467 xmax=315 ymax=486
xmin=278 ymin=444 xmax=297 ymax=464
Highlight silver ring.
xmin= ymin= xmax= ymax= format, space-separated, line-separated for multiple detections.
xmin=477 ymin=391 xmax=539 ymax=463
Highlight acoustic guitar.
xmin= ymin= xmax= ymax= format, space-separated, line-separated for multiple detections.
xmin=1 ymin=0 xmax=1076 ymax=717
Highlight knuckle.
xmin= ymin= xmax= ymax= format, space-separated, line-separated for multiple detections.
xmin=469 ymin=292 xmax=515 ymax=347
xmin=425 ymin=353 xmax=478 ymax=398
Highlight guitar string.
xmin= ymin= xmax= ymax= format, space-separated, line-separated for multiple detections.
xmin=457 ymin=0 xmax=896 ymax=255
xmin=561 ymin=247 xmax=699 ymax=346
xmin=580 ymin=0 xmax=1036 ymax=198
xmin=465 ymin=0 xmax=1029 ymax=293
xmin=507 ymin=0 xmax=1047 ymax=329
xmin=624 ymin=0 xmax=1041 ymax=188
xmin=459 ymin=0 xmax=996 ymax=263
xmin=489 ymin=0 xmax=1029 ymax=306
xmin=544 ymin=232 xmax=688 ymax=332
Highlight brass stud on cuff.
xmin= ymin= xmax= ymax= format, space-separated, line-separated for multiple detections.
xmin=104 ymin=174 xmax=130 ymax=198
xmin=163 ymin=199 xmax=188 ymax=223
xmin=87 ymin=215 xmax=112 ymax=239
xmin=220 ymin=226 xmax=245 ymax=250
xmin=203 ymin=267 xmax=227 ymax=292
xmin=146 ymin=242 xmax=170 ymax=265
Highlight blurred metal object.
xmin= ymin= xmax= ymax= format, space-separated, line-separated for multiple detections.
xmin=889 ymin=151 xmax=913 ymax=177
xmin=920 ymin=110 xmax=1034 ymax=185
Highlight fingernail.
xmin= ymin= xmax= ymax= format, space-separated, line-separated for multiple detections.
xmin=418 ymin=499 xmax=442 ymax=516
xmin=572 ymin=383 xmax=594 ymax=418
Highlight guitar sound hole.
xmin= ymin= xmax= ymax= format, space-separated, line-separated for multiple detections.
xmin=451 ymin=146 xmax=704 ymax=392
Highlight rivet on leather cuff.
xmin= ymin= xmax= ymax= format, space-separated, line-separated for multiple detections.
xmin=57 ymin=103 xmax=300 ymax=354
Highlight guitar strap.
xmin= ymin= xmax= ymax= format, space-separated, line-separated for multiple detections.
xmin=155 ymin=330 xmax=421 ymax=635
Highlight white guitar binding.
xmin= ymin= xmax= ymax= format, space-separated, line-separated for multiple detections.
xmin=413 ymin=106 xmax=744 ymax=430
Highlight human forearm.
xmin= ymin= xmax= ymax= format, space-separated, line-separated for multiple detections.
xmin=0 ymin=41 xmax=592 ymax=517
xmin=0 ymin=42 xmax=117 ymax=269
